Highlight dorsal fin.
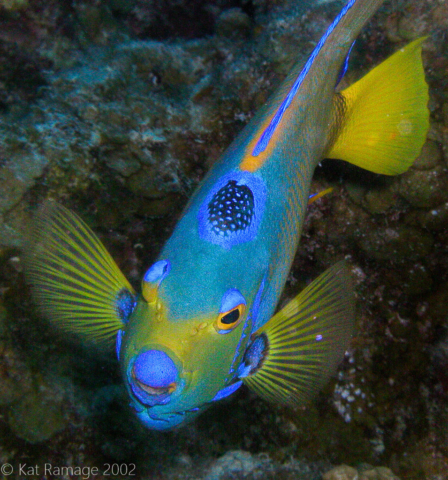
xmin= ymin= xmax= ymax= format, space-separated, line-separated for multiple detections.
xmin=252 ymin=0 xmax=384 ymax=157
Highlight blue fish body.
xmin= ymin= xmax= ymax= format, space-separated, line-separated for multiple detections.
xmin=25 ymin=0 xmax=429 ymax=430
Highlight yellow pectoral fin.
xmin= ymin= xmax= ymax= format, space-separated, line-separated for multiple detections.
xmin=328 ymin=37 xmax=429 ymax=175
xmin=24 ymin=202 xmax=135 ymax=347
xmin=241 ymin=261 xmax=355 ymax=407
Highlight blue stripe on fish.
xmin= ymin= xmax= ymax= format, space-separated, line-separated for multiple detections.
xmin=252 ymin=0 xmax=357 ymax=157
xmin=212 ymin=381 xmax=243 ymax=402
xmin=336 ymin=41 xmax=356 ymax=87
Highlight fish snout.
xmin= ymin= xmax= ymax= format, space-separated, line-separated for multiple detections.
xmin=130 ymin=349 xmax=179 ymax=406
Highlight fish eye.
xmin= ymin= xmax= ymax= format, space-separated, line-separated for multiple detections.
xmin=216 ymin=304 xmax=245 ymax=331
xmin=215 ymin=288 xmax=246 ymax=334
xmin=221 ymin=308 xmax=240 ymax=325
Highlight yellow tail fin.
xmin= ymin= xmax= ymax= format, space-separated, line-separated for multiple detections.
xmin=327 ymin=38 xmax=429 ymax=175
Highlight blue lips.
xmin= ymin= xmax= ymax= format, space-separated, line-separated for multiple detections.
xmin=134 ymin=349 xmax=177 ymax=387
xmin=130 ymin=349 xmax=178 ymax=406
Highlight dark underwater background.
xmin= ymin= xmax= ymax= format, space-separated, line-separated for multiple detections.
xmin=0 ymin=0 xmax=447 ymax=478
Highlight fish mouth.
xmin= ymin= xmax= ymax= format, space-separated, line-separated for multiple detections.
xmin=133 ymin=374 xmax=176 ymax=396
xmin=129 ymin=370 xmax=174 ymax=406
xmin=128 ymin=348 xmax=181 ymax=406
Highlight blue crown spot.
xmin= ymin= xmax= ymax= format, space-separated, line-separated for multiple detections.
xmin=207 ymin=180 xmax=255 ymax=237
xmin=198 ymin=171 xmax=267 ymax=249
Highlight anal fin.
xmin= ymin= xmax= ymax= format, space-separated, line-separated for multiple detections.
xmin=240 ymin=261 xmax=354 ymax=407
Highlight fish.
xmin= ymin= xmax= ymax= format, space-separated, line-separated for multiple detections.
xmin=24 ymin=0 xmax=429 ymax=430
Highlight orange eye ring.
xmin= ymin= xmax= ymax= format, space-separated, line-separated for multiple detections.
xmin=216 ymin=304 xmax=246 ymax=332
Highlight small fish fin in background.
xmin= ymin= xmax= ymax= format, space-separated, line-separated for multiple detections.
xmin=328 ymin=37 xmax=429 ymax=175
xmin=23 ymin=202 xmax=136 ymax=347
xmin=239 ymin=261 xmax=354 ymax=407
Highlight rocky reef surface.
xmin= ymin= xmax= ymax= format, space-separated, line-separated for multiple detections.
xmin=0 ymin=0 xmax=447 ymax=479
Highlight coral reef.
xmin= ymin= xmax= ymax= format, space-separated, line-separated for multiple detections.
xmin=0 ymin=0 xmax=447 ymax=479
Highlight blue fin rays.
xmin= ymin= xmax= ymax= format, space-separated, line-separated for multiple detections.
xmin=252 ymin=0 xmax=357 ymax=157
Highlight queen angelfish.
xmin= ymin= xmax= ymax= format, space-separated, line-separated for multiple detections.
xmin=24 ymin=0 xmax=429 ymax=430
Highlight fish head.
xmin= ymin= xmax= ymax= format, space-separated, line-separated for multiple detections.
xmin=117 ymin=259 xmax=256 ymax=430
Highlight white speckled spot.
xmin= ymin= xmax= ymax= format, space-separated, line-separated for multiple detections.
xmin=397 ymin=118 xmax=413 ymax=135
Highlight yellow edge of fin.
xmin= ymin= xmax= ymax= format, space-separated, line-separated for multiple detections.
xmin=242 ymin=261 xmax=355 ymax=407
xmin=328 ymin=37 xmax=430 ymax=175
xmin=23 ymin=202 xmax=135 ymax=347
xmin=308 ymin=187 xmax=334 ymax=205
